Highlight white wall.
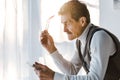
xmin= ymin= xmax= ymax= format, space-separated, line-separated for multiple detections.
xmin=100 ymin=0 xmax=120 ymax=39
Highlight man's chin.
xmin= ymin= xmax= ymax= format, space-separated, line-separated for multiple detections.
xmin=68 ymin=35 xmax=76 ymax=40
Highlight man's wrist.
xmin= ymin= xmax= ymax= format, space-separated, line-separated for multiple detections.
xmin=49 ymin=47 xmax=57 ymax=54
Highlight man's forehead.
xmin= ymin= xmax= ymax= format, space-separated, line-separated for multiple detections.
xmin=61 ymin=14 xmax=71 ymax=23
xmin=61 ymin=16 xmax=67 ymax=23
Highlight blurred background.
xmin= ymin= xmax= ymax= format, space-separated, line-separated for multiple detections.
xmin=0 ymin=0 xmax=120 ymax=80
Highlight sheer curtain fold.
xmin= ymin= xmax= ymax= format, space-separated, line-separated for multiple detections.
xmin=0 ymin=0 xmax=33 ymax=80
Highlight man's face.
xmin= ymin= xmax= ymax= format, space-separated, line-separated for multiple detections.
xmin=61 ymin=14 xmax=84 ymax=40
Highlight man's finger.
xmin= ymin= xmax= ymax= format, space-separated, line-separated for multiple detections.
xmin=34 ymin=69 xmax=40 ymax=76
xmin=33 ymin=62 xmax=47 ymax=71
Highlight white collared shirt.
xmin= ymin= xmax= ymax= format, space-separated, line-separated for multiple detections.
xmin=50 ymin=23 xmax=116 ymax=80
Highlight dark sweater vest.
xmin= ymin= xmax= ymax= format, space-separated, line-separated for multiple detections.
xmin=77 ymin=24 xmax=120 ymax=80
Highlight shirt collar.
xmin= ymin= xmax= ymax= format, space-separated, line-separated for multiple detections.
xmin=77 ymin=23 xmax=92 ymax=45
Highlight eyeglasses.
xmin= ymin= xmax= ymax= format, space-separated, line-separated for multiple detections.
xmin=45 ymin=15 xmax=55 ymax=30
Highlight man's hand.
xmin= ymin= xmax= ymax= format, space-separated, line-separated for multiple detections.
xmin=33 ymin=62 xmax=55 ymax=80
xmin=40 ymin=30 xmax=57 ymax=53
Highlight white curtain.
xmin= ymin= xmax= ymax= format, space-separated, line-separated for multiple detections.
xmin=0 ymin=0 xmax=39 ymax=80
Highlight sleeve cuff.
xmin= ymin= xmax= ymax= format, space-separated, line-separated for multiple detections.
xmin=50 ymin=50 xmax=59 ymax=58
xmin=54 ymin=72 xmax=65 ymax=80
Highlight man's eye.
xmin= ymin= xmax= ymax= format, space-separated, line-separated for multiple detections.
xmin=67 ymin=22 xmax=71 ymax=25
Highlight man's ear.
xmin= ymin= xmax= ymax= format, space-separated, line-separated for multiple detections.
xmin=79 ymin=17 xmax=87 ymax=27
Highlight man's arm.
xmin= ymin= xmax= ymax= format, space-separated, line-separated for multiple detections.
xmin=40 ymin=30 xmax=82 ymax=75
xmin=54 ymin=30 xmax=116 ymax=80
xmin=50 ymin=50 xmax=82 ymax=75
xmin=39 ymin=30 xmax=116 ymax=80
